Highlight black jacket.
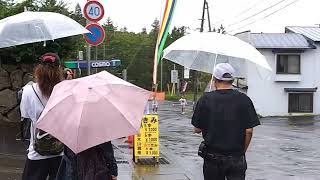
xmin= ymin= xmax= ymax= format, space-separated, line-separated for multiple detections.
xmin=56 ymin=141 xmax=118 ymax=180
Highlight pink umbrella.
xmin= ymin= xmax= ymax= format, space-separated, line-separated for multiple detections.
xmin=36 ymin=71 xmax=151 ymax=153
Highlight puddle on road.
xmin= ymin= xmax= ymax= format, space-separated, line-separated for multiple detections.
xmin=158 ymin=102 xmax=320 ymax=179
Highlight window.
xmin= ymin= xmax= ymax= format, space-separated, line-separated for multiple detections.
xmin=276 ymin=54 xmax=300 ymax=74
xmin=288 ymin=93 xmax=313 ymax=113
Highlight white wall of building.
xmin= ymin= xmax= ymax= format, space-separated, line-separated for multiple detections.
xmin=247 ymin=47 xmax=320 ymax=116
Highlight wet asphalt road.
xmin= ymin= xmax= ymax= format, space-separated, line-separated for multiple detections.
xmin=1 ymin=101 xmax=320 ymax=180
xmin=158 ymin=101 xmax=320 ymax=180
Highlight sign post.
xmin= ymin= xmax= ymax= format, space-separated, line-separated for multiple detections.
xmin=83 ymin=0 xmax=105 ymax=75
xmin=171 ymin=70 xmax=178 ymax=95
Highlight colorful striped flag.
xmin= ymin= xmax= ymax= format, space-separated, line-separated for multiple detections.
xmin=153 ymin=0 xmax=177 ymax=85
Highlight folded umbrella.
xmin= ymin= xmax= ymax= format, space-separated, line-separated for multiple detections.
xmin=36 ymin=71 xmax=151 ymax=153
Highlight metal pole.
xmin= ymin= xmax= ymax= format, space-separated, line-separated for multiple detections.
xmin=173 ymin=64 xmax=176 ymax=95
xmin=103 ymin=42 xmax=106 ymax=59
xmin=95 ymin=46 xmax=98 ymax=73
xmin=122 ymin=69 xmax=127 ymax=81
xmin=160 ymin=58 xmax=163 ymax=91
xmin=86 ymin=20 xmax=91 ymax=75
xmin=86 ymin=45 xmax=91 ymax=75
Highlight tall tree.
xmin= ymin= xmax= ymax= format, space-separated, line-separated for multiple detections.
xmin=120 ymin=27 xmax=128 ymax=32
xmin=150 ymin=19 xmax=160 ymax=41
xmin=38 ymin=0 xmax=69 ymax=16
xmin=71 ymin=3 xmax=86 ymax=26
xmin=141 ymin=27 xmax=147 ymax=34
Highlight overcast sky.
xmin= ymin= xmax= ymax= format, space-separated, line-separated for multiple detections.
xmin=63 ymin=0 xmax=320 ymax=34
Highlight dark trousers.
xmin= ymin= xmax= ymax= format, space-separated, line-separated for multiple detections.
xmin=203 ymin=154 xmax=247 ymax=180
xmin=22 ymin=156 xmax=62 ymax=180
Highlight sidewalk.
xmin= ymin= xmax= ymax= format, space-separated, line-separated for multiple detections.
xmin=0 ymin=123 xmax=26 ymax=180
xmin=113 ymin=138 xmax=193 ymax=180
xmin=112 ymin=100 xmax=199 ymax=180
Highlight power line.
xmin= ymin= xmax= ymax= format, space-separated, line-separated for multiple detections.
xmin=212 ymin=0 xmax=268 ymax=27
xmin=228 ymin=0 xmax=300 ymax=33
xmin=234 ymin=0 xmax=269 ymax=19
xmin=226 ymin=0 xmax=290 ymax=28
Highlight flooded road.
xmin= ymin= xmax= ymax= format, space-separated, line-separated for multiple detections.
xmin=158 ymin=101 xmax=320 ymax=180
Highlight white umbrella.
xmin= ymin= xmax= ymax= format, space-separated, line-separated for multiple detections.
xmin=0 ymin=11 xmax=89 ymax=48
xmin=162 ymin=32 xmax=272 ymax=76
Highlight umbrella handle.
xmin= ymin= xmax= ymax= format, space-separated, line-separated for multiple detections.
xmin=34 ymin=25 xmax=47 ymax=46
xmin=209 ymin=54 xmax=218 ymax=92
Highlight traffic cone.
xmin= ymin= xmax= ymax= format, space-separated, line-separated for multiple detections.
xmin=126 ymin=135 xmax=134 ymax=148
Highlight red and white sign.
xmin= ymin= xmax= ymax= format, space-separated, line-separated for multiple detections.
xmin=83 ymin=23 xmax=105 ymax=46
xmin=84 ymin=0 xmax=105 ymax=22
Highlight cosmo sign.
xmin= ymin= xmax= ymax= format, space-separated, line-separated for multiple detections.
xmin=91 ymin=61 xmax=112 ymax=68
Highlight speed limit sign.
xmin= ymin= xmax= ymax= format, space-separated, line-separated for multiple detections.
xmin=84 ymin=0 xmax=105 ymax=22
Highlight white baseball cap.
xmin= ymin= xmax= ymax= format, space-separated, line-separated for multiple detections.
xmin=213 ymin=63 xmax=235 ymax=81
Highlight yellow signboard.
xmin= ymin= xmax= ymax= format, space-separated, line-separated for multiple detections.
xmin=134 ymin=115 xmax=159 ymax=162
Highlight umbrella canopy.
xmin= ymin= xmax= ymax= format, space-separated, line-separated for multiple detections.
xmin=162 ymin=32 xmax=272 ymax=76
xmin=36 ymin=71 xmax=151 ymax=154
xmin=0 ymin=11 xmax=89 ymax=48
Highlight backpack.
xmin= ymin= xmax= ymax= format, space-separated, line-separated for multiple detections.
xmin=17 ymin=87 xmax=31 ymax=142
xmin=31 ymin=85 xmax=64 ymax=156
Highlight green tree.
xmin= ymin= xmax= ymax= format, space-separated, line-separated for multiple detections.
xmin=150 ymin=19 xmax=160 ymax=41
xmin=120 ymin=27 xmax=128 ymax=32
xmin=37 ymin=0 xmax=69 ymax=15
xmin=71 ymin=3 xmax=86 ymax=26
xmin=141 ymin=27 xmax=147 ymax=34
xmin=159 ymin=26 xmax=187 ymax=88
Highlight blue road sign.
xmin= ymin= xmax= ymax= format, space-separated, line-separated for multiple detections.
xmin=84 ymin=23 xmax=105 ymax=46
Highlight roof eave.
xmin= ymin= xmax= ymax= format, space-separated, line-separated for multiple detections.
xmin=255 ymin=47 xmax=315 ymax=50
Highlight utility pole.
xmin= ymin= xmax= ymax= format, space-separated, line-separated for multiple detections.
xmin=160 ymin=58 xmax=163 ymax=91
xmin=193 ymin=0 xmax=211 ymax=107
xmin=200 ymin=0 xmax=206 ymax=32
xmin=206 ymin=1 xmax=212 ymax=32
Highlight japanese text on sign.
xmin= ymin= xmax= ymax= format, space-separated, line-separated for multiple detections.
xmin=134 ymin=115 xmax=159 ymax=157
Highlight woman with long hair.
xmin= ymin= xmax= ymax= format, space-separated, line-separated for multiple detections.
xmin=20 ymin=53 xmax=64 ymax=180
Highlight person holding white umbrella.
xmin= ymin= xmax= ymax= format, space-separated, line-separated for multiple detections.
xmin=192 ymin=63 xmax=260 ymax=180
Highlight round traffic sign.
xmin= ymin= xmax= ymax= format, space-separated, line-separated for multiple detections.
xmin=84 ymin=1 xmax=105 ymax=22
xmin=84 ymin=23 xmax=105 ymax=46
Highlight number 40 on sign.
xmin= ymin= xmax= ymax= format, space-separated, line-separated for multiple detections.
xmin=84 ymin=0 xmax=105 ymax=22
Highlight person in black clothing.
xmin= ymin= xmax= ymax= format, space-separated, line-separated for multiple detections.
xmin=192 ymin=63 xmax=260 ymax=180
xmin=55 ymin=141 xmax=118 ymax=180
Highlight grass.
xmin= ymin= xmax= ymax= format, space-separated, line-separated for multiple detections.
xmin=165 ymin=91 xmax=197 ymax=101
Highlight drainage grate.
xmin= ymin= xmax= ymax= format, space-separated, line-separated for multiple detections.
xmin=136 ymin=157 xmax=170 ymax=165
xmin=117 ymin=144 xmax=129 ymax=149
xmin=116 ymin=160 xmax=129 ymax=164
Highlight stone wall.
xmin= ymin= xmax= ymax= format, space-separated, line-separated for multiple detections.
xmin=0 ymin=64 xmax=34 ymax=123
